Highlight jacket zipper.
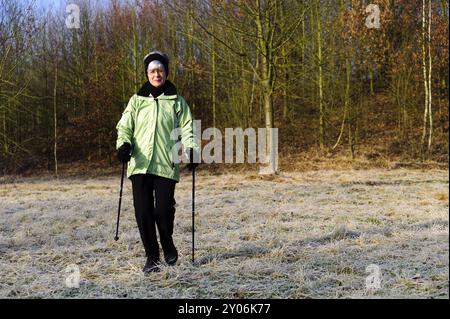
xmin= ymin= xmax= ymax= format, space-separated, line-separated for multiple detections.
xmin=156 ymin=97 xmax=175 ymax=170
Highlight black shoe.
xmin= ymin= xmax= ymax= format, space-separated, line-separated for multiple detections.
xmin=163 ymin=245 xmax=178 ymax=266
xmin=162 ymin=238 xmax=178 ymax=265
xmin=143 ymin=257 xmax=160 ymax=273
xmin=165 ymin=252 xmax=178 ymax=266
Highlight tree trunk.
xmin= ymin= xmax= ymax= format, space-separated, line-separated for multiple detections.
xmin=53 ymin=61 xmax=58 ymax=177
xmin=315 ymin=0 xmax=325 ymax=151
xmin=333 ymin=58 xmax=350 ymax=150
xmin=421 ymin=0 xmax=433 ymax=153
xmin=257 ymin=0 xmax=277 ymax=174
xmin=2 ymin=106 xmax=7 ymax=156
xmin=211 ymin=29 xmax=216 ymax=132
xmin=421 ymin=0 xmax=429 ymax=149
xmin=427 ymin=0 xmax=433 ymax=151
xmin=132 ymin=7 xmax=138 ymax=93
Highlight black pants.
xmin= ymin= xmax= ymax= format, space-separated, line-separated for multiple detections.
xmin=130 ymin=174 xmax=176 ymax=260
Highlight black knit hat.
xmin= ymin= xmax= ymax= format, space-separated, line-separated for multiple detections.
xmin=144 ymin=51 xmax=169 ymax=76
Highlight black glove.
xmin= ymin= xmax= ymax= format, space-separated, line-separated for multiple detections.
xmin=117 ymin=143 xmax=132 ymax=163
xmin=186 ymin=148 xmax=199 ymax=171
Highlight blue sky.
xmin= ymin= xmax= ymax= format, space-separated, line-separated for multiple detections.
xmin=34 ymin=0 xmax=66 ymax=10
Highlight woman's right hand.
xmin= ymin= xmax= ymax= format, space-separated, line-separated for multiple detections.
xmin=117 ymin=143 xmax=132 ymax=163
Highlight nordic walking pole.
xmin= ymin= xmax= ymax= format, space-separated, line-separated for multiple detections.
xmin=192 ymin=167 xmax=195 ymax=263
xmin=114 ymin=162 xmax=126 ymax=241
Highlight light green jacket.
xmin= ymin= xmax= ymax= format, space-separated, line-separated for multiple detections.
xmin=116 ymin=91 xmax=198 ymax=182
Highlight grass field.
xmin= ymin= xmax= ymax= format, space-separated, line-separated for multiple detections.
xmin=0 ymin=168 xmax=448 ymax=298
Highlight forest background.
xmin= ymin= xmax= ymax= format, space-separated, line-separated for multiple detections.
xmin=0 ymin=0 xmax=448 ymax=175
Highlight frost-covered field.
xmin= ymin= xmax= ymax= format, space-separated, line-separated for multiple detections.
xmin=0 ymin=169 xmax=448 ymax=298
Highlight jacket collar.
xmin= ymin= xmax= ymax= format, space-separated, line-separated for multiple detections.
xmin=137 ymin=80 xmax=177 ymax=99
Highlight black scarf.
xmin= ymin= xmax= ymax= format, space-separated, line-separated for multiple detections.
xmin=137 ymin=80 xmax=177 ymax=98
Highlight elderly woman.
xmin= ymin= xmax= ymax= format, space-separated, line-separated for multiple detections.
xmin=116 ymin=51 xmax=199 ymax=273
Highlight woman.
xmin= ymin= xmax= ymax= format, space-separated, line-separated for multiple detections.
xmin=116 ymin=51 xmax=199 ymax=273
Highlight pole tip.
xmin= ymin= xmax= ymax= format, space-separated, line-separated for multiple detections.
xmin=114 ymin=236 xmax=119 ymax=241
